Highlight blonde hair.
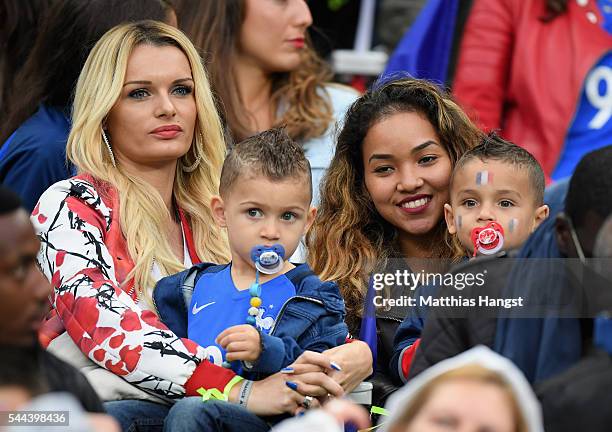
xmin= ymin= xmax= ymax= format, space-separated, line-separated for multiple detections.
xmin=390 ymin=364 xmax=529 ymax=432
xmin=67 ymin=20 xmax=229 ymax=308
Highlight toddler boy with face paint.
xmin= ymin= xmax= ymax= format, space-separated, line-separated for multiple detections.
xmin=444 ymin=133 xmax=550 ymax=257
xmin=390 ymin=134 xmax=550 ymax=383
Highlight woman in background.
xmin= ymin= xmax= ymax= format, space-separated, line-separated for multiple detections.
xmin=383 ymin=347 xmax=543 ymax=432
xmin=176 ymin=0 xmax=358 ymax=204
xmin=175 ymin=0 xmax=373 ymax=406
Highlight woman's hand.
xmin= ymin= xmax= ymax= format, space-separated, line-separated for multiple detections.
xmin=290 ymin=351 xmax=345 ymax=398
xmin=228 ymin=347 xmax=372 ymax=417
xmin=232 ymin=352 xmax=346 ymax=416
xmin=289 ymin=344 xmax=373 ymax=394
xmin=322 ymin=342 xmax=373 ymax=393
xmin=235 ymin=371 xmax=308 ymax=416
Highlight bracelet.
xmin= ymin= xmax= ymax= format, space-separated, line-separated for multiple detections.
xmin=237 ymin=380 xmax=248 ymax=405
xmin=238 ymin=380 xmax=254 ymax=406
xmin=197 ymin=375 xmax=244 ymax=403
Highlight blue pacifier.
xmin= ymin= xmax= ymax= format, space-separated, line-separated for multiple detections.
xmin=250 ymin=244 xmax=285 ymax=274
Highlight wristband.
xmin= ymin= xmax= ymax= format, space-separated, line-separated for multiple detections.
xmin=237 ymin=380 xmax=248 ymax=405
xmin=197 ymin=375 xmax=244 ymax=402
xmin=238 ymin=380 xmax=254 ymax=406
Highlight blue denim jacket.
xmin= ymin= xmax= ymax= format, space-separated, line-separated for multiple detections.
xmin=153 ymin=263 xmax=348 ymax=379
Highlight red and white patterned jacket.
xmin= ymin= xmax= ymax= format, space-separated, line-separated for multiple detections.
xmin=32 ymin=174 xmax=235 ymax=399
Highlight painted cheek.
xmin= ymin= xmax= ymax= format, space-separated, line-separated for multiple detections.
xmin=508 ymin=218 xmax=518 ymax=233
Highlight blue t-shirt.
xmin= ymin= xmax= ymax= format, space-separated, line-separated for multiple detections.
xmin=553 ymin=1 xmax=612 ymax=180
xmin=187 ymin=265 xmax=296 ymax=374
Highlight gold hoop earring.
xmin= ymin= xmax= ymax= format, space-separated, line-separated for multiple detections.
xmin=101 ymin=129 xmax=117 ymax=168
xmin=182 ymin=134 xmax=203 ymax=173
xmin=182 ymin=153 xmax=201 ymax=172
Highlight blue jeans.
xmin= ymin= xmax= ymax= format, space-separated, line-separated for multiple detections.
xmin=105 ymin=398 xmax=272 ymax=432
xmin=165 ymin=398 xmax=271 ymax=431
xmin=104 ymin=400 xmax=168 ymax=432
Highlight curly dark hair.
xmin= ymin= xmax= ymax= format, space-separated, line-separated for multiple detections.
xmin=307 ymin=78 xmax=483 ymax=327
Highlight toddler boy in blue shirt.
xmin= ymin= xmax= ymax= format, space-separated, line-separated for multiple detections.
xmin=155 ymin=128 xmax=347 ymax=379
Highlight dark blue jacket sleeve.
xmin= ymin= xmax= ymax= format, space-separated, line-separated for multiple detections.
xmin=246 ymin=280 xmax=348 ymax=375
xmin=494 ymin=179 xmax=571 ymax=382
xmin=0 ymin=133 xmax=72 ymax=212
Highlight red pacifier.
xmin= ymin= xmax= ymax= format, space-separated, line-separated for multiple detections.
xmin=471 ymin=222 xmax=505 ymax=257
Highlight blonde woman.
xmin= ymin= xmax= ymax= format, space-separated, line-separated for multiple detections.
xmin=32 ymin=21 xmax=342 ymax=430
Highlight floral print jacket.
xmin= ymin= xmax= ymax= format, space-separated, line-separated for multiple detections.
xmin=32 ymin=174 xmax=235 ymax=399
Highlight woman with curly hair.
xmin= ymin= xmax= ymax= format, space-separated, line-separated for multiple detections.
xmin=308 ymin=77 xmax=483 ymax=404
xmin=176 ymin=0 xmax=358 ymax=204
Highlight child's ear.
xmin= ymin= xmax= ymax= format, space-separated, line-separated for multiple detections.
xmin=532 ymin=204 xmax=550 ymax=231
xmin=444 ymin=203 xmax=457 ymax=235
xmin=210 ymin=196 xmax=227 ymax=228
xmin=303 ymin=206 xmax=317 ymax=235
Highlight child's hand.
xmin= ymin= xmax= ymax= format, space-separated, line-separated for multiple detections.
xmin=216 ymin=324 xmax=262 ymax=363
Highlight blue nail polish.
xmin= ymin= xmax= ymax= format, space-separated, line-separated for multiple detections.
xmin=281 ymin=367 xmax=294 ymax=373
xmin=297 ymin=411 xmax=306 ymax=417
xmin=285 ymin=381 xmax=298 ymax=391
xmin=330 ymin=361 xmax=342 ymax=371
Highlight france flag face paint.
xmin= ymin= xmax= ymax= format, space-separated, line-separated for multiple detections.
xmin=508 ymin=218 xmax=518 ymax=233
xmin=476 ymin=171 xmax=492 ymax=186
xmin=456 ymin=215 xmax=462 ymax=229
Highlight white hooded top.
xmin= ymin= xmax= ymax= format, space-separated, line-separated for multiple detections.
xmin=380 ymin=345 xmax=544 ymax=432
